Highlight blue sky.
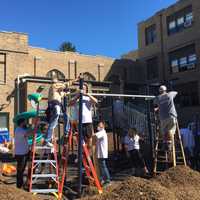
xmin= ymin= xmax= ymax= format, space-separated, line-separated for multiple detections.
xmin=0 ymin=0 xmax=176 ymax=58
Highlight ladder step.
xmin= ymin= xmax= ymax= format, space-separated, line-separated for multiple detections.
xmin=31 ymin=189 xmax=58 ymax=193
xmin=35 ymin=146 xmax=53 ymax=150
xmin=32 ymin=174 xmax=57 ymax=178
xmin=34 ymin=160 xmax=56 ymax=163
xmin=157 ymin=160 xmax=172 ymax=163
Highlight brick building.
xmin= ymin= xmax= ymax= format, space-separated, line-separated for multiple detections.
xmin=0 ymin=31 xmax=115 ymax=135
xmin=138 ymin=0 xmax=200 ymax=126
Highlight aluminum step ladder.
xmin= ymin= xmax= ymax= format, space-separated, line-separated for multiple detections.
xmin=28 ymin=108 xmax=60 ymax=198
xmin=29 ymin=136 xmax=60 ymax=198
xmin=153 ymin=116 xmax=186 ymax=174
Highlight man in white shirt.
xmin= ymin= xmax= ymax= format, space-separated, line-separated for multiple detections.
xmin=70 ymin=83 xmax=97 ymax=149
xmin=14 ymin=118 xmax=32 ymax=188
xmin=94 ymin=121 xmax=111 ymax=185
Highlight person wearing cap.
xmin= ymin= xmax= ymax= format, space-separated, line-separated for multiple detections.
xmin=45 ymin=76 xmax=67 ymax=147
xmin=154 ymin=85 xmax=178 ymax=151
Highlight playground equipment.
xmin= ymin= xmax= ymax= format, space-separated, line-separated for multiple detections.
xmin=14 ymin=82 xmax=103 ymax=198
xmin=15 ymin=75 xmax=182 ymax=198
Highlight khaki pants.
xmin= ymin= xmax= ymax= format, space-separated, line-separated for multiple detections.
xmin=161 ymin=117 xmax=176 ymax=147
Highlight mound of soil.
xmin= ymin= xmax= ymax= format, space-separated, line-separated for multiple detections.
xmin=0 ymin=177 xmax=40 ymax=200
xmin=83 ymin=177 xmax=175 ymax=200
xmin=155 ymin=166 xmax=200 ymax=200
xmin=84 ymin=166 xmax=200 ymax=200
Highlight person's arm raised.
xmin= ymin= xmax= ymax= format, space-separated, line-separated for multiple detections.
xmin=86 ymin=93 xmax=98 ymax=104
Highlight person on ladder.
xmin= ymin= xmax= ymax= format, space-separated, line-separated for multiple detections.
xmin=45 ymin=74 xmax=69 ymax=147
xmin=70 ymin=83 xmax=98 ymax=151
xmin=154 ymin=85 xmax=178 ymax=161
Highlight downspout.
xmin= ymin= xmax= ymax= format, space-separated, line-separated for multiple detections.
xmin=159 ymin=13 xmax=166 ymax=82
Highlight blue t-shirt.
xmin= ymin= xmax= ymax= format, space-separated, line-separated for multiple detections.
xmin=14 ymin=127 xmax=29 ymax=155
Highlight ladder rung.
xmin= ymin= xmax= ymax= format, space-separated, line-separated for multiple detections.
xmin=31 ymin=189 xmax=58 ymax=193
xmin=34 ymin=160 xmax=56 ymax=163
xmin=35 ymin=146 xmax=53 ymax=150
xmin=32 ymin=174 xmax=57 ymax=178
xmin=176 ymin=162 xmax=184 ymax=164
xmin=157 ymin=156 xmax=167 ymax=159
xmin=157 ymin=160 xmax=172 ymax=163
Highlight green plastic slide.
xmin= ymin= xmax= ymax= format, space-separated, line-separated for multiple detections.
xmin=13 ymin=110 xmax=37 ymax=123
xmin=28 ymin=93 xmax=42 ymax=103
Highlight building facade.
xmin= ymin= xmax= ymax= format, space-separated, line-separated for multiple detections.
xmin=138 ymin=0 xmax=200 ymax=126
xmin=0 ymin=31 xmax=115 ymax=135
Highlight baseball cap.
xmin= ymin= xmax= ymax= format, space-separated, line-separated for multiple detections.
xmin=159 ymin=85 xmax=167 ymax=92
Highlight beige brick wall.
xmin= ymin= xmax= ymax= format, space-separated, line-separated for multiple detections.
xmin=0 ymin=31 xmax=115 ymax=136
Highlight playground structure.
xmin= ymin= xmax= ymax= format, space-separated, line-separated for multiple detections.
xmin=11 ymin=74 xmax=189 ymax=199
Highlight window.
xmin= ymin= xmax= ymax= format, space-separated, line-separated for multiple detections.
xmin=83 ymin=72 xmax=96 ymax=81
xmin=186 ymin=12 xmax=193 ymax=22
xmin=179 ymin=57 xmax=187 ymax=67
xmin=46 ymin=69 xmax=65 ymax=80
xmin=167 ymin=5 xmax=193 ymax=35
xmin=169 ymin=44 xmax=197 ymax=73
xmin=145 ymin=24 xmax=156 ymax=45
xmin=0 ymin=53 xmax=6 ymax=84
xmin=177 ymin=17 xmax=184 ymax=26
xmin=0 ymin=113 xmax=9 ymax=143
xmin=175 ymin=82 xmax=199 ymax=107
xmin=171 ymin=59 xmax=179 ymax=73
xmin=146 ymin=57 xmax=159 ymax=80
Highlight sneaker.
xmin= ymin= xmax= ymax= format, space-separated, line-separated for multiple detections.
xmin=103 ymin=181 xmax=112 ymax=187
xmin=101 ymin=180 xmax=105 ymax=185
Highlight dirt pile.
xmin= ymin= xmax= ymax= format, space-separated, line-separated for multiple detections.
xmin=84 ymin=166 xmax=200 ymax=200
xmin=0 ymin=177 xmax=40 ymax=200
xmin=155 ymin=166 xmax=200 ymax=200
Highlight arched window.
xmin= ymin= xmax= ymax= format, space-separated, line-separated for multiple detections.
xmin=83 ymin=72 xmax=96 ymax=81
xmin=46 ymin=69 xmax=65 ymax=80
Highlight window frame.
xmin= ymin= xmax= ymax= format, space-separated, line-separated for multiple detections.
xmin=0 ymin=112 xmax=9 ymax=131
xmin=167 ymin=5 xmax=193 ymax=36
xmin=169 ymin=44 xmax=197 ymax=74
xmin=145 ymin=24 xmax=156 ymax=46
xmin=0 ymin=53 xmax=6 ymax=85
xmin=146 ymin=57 xmax=159 ymax=80
xmin=46 ymin=69 xmax=65 ymax=80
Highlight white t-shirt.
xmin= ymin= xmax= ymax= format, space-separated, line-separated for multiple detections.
xmin=14 ymin=127 xmax=29 ymax=155
xmin=82 ymin=95 xmax=93 ymax=124
xmin=180 ymin=128 xmax=195 ymax=153
xmin=95 ymin=129 xmax=108 ymax=159
xmin=124 ymin=135 xmax=140 ymax=151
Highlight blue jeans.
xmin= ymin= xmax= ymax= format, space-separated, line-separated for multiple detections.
xmin=98 ymin=158 xmax=110 ymax=183
xmin=63 ymin=112 xmax=70 ymax=136
xmin=46 ymin=105 xmax=61 ymax=142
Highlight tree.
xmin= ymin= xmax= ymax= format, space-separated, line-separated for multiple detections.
xmin=59 ymin=41 xmax=76 ymax=52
